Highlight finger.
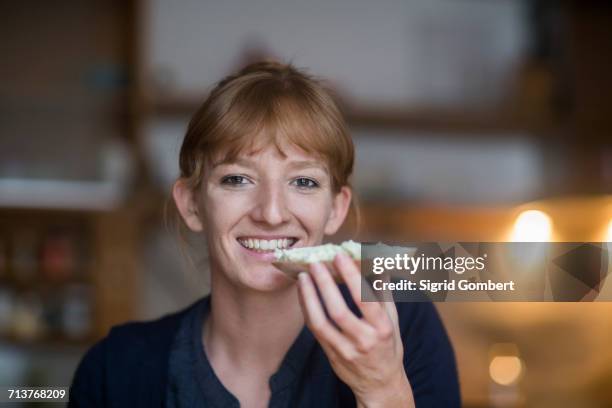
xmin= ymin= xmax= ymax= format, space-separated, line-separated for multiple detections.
xmin=378 ymin=273 xmax=400 ymax=327
xmin=308 ymin=262 xmax=379 ymax=349
xmin=377 ymin=271 xmax=395 ymax=302
xmin=297 ymin=272 xmax=359 ymax=360
xmin=334 ymin=252 xmax=392 ymax=335
xmin=367 ymin=272 xmax=399 ymax=337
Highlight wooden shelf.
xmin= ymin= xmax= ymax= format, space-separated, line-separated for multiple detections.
xmin=0 ymin=178 xmax=128 ymax=211
xmin=343 ymin=106 xmax=553 ymax=135
xmin=146 ymin=92 xmax=557 ymax=136
xmin=0 ymin=0 xmax=144 ymax=347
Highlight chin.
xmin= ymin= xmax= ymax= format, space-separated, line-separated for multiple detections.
xmin=240 ymin=266 xmax=295 ymax=292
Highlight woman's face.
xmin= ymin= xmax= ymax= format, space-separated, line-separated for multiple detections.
xmin=175 ymin=142 xmax=351 ymax=292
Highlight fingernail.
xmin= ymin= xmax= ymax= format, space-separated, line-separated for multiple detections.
xmin=298 ymin=272 xmax=308 ymax=284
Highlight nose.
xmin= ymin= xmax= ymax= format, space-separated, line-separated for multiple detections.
xmin=251 ymin=180 xmax=290 ymax=226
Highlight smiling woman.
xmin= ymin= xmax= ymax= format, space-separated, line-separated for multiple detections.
xmin=176 ymin=142 xmax=351 ymax=292
xmin=69 ymin=61 xmax=461 ymax=408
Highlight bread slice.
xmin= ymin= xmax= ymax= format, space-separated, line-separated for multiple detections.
xmin=273 ymin=241 xmax=416 ymax=281
xmin=274 ymin=240 xmax=360 ymax=263
xmin=273 ymin=240 xmax=360 ymax=280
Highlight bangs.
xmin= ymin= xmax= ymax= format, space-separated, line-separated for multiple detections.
xmin=205 ymin=86 xmax=345 ymax=174
xmin=181 ymin=62 xmax=354 ymax=192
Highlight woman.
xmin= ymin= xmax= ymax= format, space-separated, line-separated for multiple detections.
xmin=70 ymin=61 xmax=460 ymax=407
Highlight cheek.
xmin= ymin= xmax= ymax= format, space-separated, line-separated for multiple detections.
xmin=287 ymin=193 xmax=333 ymax=234
xmin=201 ymin=187 xmax=254 ymax=236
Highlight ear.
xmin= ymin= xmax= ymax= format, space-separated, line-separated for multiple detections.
xmin=324 ymin=186 xmax=352 ymax=235
xmin=172 ymin=179 xmax=204 ymax=232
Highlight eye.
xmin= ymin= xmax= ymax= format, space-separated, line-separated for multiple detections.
xmin=292 ymin=177 xmax=319 ymax=189
xmin=221 ymin=175 xmax=251 ymax=186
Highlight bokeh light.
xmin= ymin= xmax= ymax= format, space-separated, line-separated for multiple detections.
xmin=511 ymin=210 xmax=552 ymax=242
xmin=490 ymin=355 xmax=523 ymax=386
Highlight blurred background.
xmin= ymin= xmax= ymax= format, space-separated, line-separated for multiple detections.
xmin=1 ymin=0 xmax=612 ymax=406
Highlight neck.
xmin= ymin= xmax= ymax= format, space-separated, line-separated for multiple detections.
xmin=203 ymin=271 xmax=305 ymax=372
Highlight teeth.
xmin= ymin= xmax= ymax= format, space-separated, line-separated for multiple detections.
xmin=239 ymin=238 xmax=295 ymax=251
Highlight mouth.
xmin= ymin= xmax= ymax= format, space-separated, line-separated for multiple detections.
xmin=237 ymin=236 xmax=299 ymax=253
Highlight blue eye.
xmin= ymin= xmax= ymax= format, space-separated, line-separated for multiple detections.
xmin=221 ymin=175 xmax=250 ymax=186
xmin=292 ymin=177 xmax=319 ymax=189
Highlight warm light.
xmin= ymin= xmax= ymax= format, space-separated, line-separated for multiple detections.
xmin=511 ymin=210 xmax=552 ymax=242
xmin=607 ymin=219 xmax=612 ymax=242
xmin=489 ymin=356 xmax=523 ymax=386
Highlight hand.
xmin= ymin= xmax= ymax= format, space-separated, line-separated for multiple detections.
xmin=297 ymin=252 xmax=415 ymax=407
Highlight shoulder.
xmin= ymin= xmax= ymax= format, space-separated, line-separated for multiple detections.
xmin=68 ymin=298 xmax=206 ymax=407
xmin=107 ymin=301 xmax=196 ymax=348
xmin=102 ymin=297 xmax=202 ymax=358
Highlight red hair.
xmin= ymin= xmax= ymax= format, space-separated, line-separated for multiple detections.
xmin=178 ymin=61 xmax=354 ymax=194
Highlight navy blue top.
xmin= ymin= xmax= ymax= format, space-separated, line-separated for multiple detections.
xmin=69 ymin=287 xmax=461 ymax=407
